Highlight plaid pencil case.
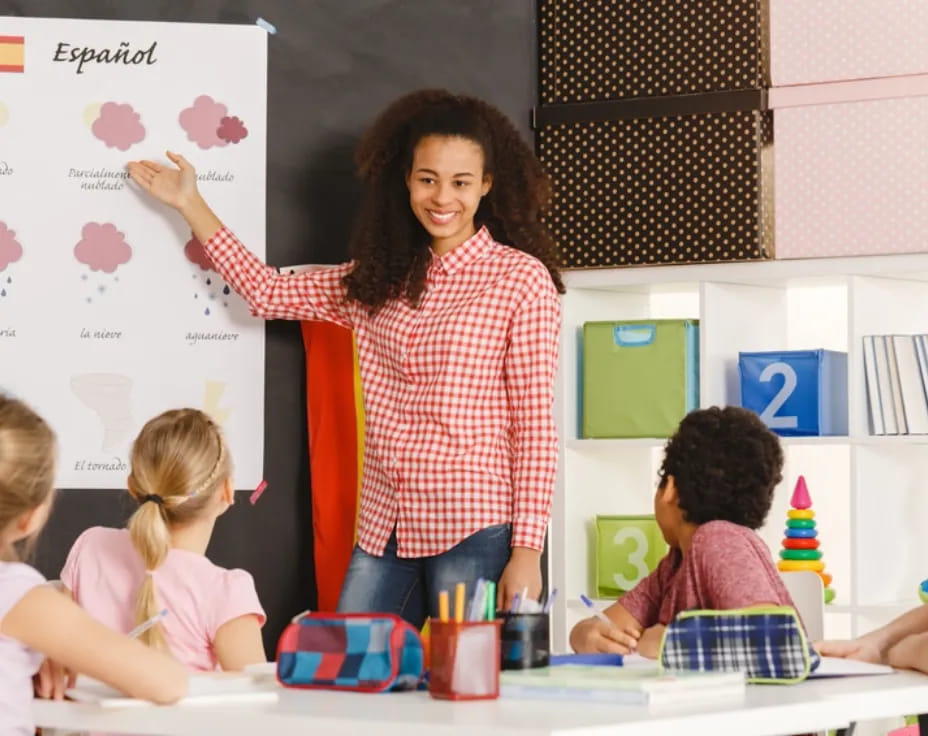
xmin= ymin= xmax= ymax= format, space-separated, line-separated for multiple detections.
xmin=275 ymin=612 xmax=425 ymax=692
xmin=658 ymin=606 xmax=821 ymax=684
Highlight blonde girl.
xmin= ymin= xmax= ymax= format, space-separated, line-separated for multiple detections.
xmin=0 ymin=394 xmax=186 ymax=735
xmin=62 ymin=408 xmax=266 ymax=671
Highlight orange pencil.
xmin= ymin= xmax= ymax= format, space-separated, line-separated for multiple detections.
xmin=438 ymin=590 xmax=449 ymax=622
xmin=454 ymin=582 xmax=465 ymax=623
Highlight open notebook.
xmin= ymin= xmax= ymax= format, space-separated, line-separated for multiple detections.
xmin=810 ymin=657 xmax=895 ymax=678
xmin=65 ymin=672 xmax=280 ymax=708
xmin=500 ymin=665 xmax=745 ymax=706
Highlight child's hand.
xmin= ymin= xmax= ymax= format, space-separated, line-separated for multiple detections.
xmin=569 ymin=616 xmax=640 ymax=655
xmin=814 ymin=637 xmax=884 ymax=664
xmin=636 ymin=624 xmax=666 ymax=659
xmin=33 ymin=657 xmax=75 ymax=700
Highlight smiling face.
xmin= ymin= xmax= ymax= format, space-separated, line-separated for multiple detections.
xmin=406 ymin=135 xmax=493 ymax=256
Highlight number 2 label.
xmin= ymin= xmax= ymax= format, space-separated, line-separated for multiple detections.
xmin=758 ymin=361 xmax=799 ymax=430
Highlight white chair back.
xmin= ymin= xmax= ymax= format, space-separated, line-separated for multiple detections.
xmin=780 ymin=570 xmax=825 ymax=642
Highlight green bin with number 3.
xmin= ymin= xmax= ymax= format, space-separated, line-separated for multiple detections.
xmin=594 ymin=515 xmax=669 ymax=598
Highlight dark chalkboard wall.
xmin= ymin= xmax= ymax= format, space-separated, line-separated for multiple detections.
xmin=1 ymin=0 xmax=536 ymax=652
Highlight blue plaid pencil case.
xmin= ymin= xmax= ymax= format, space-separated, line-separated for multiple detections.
xmin=275 ymin=612 xmax=425 ymax=692
xmin=658 ymin=606 xmax=821 ymax=684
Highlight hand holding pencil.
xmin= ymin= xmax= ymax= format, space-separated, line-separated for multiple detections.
xmin=569 ymin=595 xmax=642 ymax=655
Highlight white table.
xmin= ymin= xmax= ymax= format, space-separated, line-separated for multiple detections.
xmin=31 ymin=672 xmax=928 ymax=736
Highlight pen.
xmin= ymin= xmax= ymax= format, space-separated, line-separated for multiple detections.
xmin=485 ymin=581 xmax=496 ymax=621
xmin=128 ymin=608 xmax=168 ymax=639
xmin=579 ymin=594 xmax=613 ymax=627
xmin=543 ymin=587 xmax=558 ymax=614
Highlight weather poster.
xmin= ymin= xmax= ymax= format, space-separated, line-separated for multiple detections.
xmin=0 ymin=16 xmax=267 ymax=489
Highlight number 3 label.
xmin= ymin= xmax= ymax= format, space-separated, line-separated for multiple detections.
xmin=612 ymin=526 xmax=650 ymax=590
xmin=758 ymin=361 xmax=799 ymax=430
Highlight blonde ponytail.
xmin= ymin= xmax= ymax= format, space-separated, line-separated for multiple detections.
xmin=125 ymin=408 xmax=232 ymax=651
xmin=127 ymin=498 xmax=172 ymax=649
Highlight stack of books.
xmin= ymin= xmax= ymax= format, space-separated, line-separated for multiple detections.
xmin=862 ymin=335 xmax=928 ymax=435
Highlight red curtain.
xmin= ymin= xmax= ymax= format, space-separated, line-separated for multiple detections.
xmin=300 ymin=320 xmax=362 ymax=611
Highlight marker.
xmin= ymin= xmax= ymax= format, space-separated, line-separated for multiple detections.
xmin=484 ymin=582 xmax=496 ymax=621
xmin=249 ymin=480 xmax=268 ymax=505
xmin=128 ymin=608 xmax=168 ymax=639
xmin=579 ymin=594 xmax=613 ymax=627
xmin=467 ymin=578 xmax=486 ymax=621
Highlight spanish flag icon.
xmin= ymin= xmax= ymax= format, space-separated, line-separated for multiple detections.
xmin=0 ymin=36 xmax=24 ymax=73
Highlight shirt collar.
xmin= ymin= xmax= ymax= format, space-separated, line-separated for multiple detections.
xmin=430 ymin=225 xmax=493 ymax=276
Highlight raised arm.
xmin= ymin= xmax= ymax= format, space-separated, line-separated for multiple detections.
xmin=127 ymin=152 xmax=354 ymax=326
xmin=2 ymin=585 xmax=187 ymax=704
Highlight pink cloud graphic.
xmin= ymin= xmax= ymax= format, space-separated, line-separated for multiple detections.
xmin=0 ymin=222 xmax=23 ymax=272
xmin=179 ymin=95 xmax=229 ymax=150
xmin=217 ymin=116 xmax=248 ymax=144
xmin=91 ymin=102 xmax=145 ymax=151
xmin=184 ymin=235 xmax=213 ymax=271
xmin=74 ymin=223 xmax=132 ymax=273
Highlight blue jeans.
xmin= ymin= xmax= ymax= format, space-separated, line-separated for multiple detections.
xmin=336 ymin=524 xmax=512 ymax=629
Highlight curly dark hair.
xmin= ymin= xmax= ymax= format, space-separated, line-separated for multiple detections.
xmin=658 ymin=406 xmax=784 ymax=529
xmin=342 ymin=89 xmax=564 ymax=311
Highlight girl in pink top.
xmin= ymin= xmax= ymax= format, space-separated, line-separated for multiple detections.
xmin=62 ymin=408 xmax=267 ymax=671
xmin=0 ymin=395 xmax=186 ymax=736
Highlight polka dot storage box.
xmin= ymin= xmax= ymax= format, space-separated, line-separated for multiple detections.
xmin=536 ymin=0 xmax=772 ymax=268
xmin=536 ymin=0 xmax=928 ymax=268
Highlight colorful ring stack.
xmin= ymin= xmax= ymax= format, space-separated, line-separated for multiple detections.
xmin=777 ymin=475 xmax=835 ymax=604
xmin=919 ymin=579 xmax=928 ymax=604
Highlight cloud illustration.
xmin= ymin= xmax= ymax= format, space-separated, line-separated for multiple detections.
xmin=0 ymin=222 xmax=22 ymax=272
xmin=91 ymin=102 xmax=145 ymax=151
xmin=179 ymin=95 xmax=229 ymax=150
xmin=74 ymin=223 xmax=132 ymax=273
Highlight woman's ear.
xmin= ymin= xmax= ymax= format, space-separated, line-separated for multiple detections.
xmin=481 ymin=173 xmax=493 ymax=197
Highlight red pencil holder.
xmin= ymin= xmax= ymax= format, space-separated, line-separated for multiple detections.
xmin=427 ymin=619 xmax=501 ymax=700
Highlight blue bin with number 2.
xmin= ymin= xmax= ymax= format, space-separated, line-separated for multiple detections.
xmin=739 ymin=350 xmax=848 ymax=436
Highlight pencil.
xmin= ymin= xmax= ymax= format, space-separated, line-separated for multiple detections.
xmin=454 ymin=582 xmax=465 ymax=623
xmin=438 ymin=590 xmax=449 ymax=622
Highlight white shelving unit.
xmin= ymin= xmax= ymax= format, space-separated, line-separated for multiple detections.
xmin=549 ymin=252 xmax=928 ymax=652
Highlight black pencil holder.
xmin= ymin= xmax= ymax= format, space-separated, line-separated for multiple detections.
xmin=498 ymin=612 xmax=550 ymax=670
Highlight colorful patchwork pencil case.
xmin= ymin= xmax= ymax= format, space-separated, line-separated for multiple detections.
xmin=658 ymin=606 xmax=821 ymax=684
xmin=275 ymin=612 xmax=425 ymax=692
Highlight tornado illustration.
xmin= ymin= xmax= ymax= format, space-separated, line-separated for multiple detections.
xmin=70 ymin=373 xmax=133 ymax=452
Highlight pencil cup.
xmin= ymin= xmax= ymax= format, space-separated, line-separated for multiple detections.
xmin=498 ymin=612 xmax=550 ymax=670
xmin=427 ymin=619 xmax=501 ymax=700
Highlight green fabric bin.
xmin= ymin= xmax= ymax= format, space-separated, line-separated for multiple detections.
xmin=582 ymin=319 xmax=699 ymax=438
xmin=594 ymin=515 xmax=669 ymax=598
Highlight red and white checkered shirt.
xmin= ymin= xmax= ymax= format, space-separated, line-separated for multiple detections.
xmin=204 ymin=226 xmax=561 ymax=557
